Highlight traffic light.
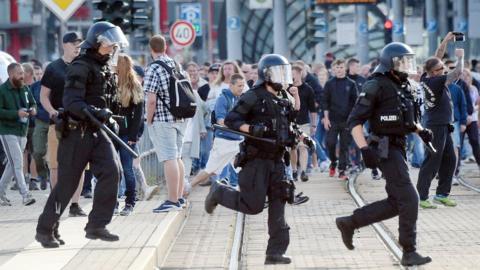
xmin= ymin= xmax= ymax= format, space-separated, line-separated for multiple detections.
xmin=93 ymin=0 xmax=150 ymax=33
xmin=384 ymin=19 xmax=393 ymax=44
xmin=130 ymin=0 xmax=149 ymax=31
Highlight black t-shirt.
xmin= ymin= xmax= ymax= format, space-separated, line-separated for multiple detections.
xmin=290 ymin=83 xmax=316 ymax=125
xmin=421 ymin=74 xmax=453 ymax=126
xmin=41 ymin=58 xmax=68 ymax=110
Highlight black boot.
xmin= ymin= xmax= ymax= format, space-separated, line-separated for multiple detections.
xmin=204 ymin=180 xmax=221 ymax=214
xmin=53 ymin=222 xmax=65 ymax=245
xmin=265 ymin=254 xmax=292 ymax=264
xmin=69 ymin=203 xmax=87 ymax=217
xmin=336 ymin=216 xmax=355 ymax=250
xmin=35 ymin=232 xmax=59 ymax=248
xmin=85 ymin=228 xmax=119 ymax=241
xmin=401 ymin=251 xmax=432 ymax=266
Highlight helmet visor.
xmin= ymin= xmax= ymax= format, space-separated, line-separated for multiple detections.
xmin=266 ymin=64 xmax=293 ymax=85
xmin=393 ymin=54 xmax=417 ymax=74
xmin=97 ymin=26 xmax=129 ymax=49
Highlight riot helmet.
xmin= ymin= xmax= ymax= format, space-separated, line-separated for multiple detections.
xmin=81 ymin=21 xmax=129 ymax=50
xmin=256 ymin=54 xmax=293 ymax=91
xmin=374 ymin=42 xmax=416 ymax=76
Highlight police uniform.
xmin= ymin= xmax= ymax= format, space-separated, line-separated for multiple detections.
xmin=336 ymin=43 xmax=432 ymax=267
xmin=346 ymin=73 xmax=419 ymax=250
xmin=206 ymin=85 xmax=294 ymax=259
xmin=36 ymin=22 xmax=126 ymax=248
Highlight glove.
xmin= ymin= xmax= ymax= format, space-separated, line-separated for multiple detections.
xmin=88 ymin=106 xmax=112 ymax=123
xmin=361 ymin=146 xmax=379 ymax=169
xmin=249 ymin=124 xmax=268 ymax=137
xmin=447 ymin=124 xmax=455 ymax=133
xmin=107 ymin=118 xmax=119 ymax=135
xmin=303 ymin=137 xmax=316 ymax=150
xmin=418 ymin=129 xmax=433 ymax=143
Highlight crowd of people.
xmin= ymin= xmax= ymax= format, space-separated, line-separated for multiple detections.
xmin=0 ymin=22 xmax=478 ymax=265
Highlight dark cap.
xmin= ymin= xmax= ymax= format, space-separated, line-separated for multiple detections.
xmin=209 ymin=63 xmax=221 ymax=72
xmin=133 ymin=65 xmax=145 ymax=78
xmin=63 ymin=32 xmax=83 ymax=44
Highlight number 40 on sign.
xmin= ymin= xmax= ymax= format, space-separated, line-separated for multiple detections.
xmin=170 ymin=20 xmax=196 ymax=47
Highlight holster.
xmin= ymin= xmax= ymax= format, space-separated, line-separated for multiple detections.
xmin=53 ymin=109 xmax=68 ymax=138
xmin=233 ymin=142 xmax=251 ymax=168
xmin=269 ymin=179 xmax=296 ymax=204
xmin=367 ymin=134 xmax=389 ymax=159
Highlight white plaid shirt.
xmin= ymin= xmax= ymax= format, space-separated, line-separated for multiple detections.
xmin=144 ymin=55 xmax=184 ymax=123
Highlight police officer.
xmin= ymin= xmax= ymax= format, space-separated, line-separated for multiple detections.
xmin=335 ymin=43 xmax=433 ymax=267
xmin=35 ymin=22 xmax=126 ymax=248
xmin=204 ymin=54 xmax=301 ymax=264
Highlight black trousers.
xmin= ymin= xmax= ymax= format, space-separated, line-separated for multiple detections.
xmin=213 ymin=158 xmax=289 ymax=256
xmin=37 ymin=129 xmax=121 ymax=234
xmin=326 ymin=122 xmax=351 ymax=171
xmin=416 ymin=125 xmax=456 ymax=201
xmin=351 ymin=145 xmax=418 ymax=251
xmin=460 ymin=121 xmax=480 ymax=166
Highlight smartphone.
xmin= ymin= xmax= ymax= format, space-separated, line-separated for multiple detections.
xmin=453 ymin=32 xmax=465 ymax=42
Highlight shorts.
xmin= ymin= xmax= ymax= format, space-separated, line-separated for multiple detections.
xmin=148 ymin=121 xmax=187 ymax=163
xmin=47 ymin=125 xmax=60 ymax=169
xmin=204 ymin=137 xmax=241 ymax=175
xmin=298 ymin=123 xmax=311 ymax=148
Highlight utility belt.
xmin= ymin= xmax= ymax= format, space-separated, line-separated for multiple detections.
xmin=66 ymin=117 xmax=97 ymax=132
xmin=234 ymin=142 xmax=284 ymax=168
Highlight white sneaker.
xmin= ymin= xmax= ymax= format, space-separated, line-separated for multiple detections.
xmin=452 ymin=176 xmax=460 ymax=186
xmin=0 ymin=195 xmax=11 ymax=206
xmin=22 ymin=194 xmax=36 ymax=206
xmin=319 ymin=160 xmax=330 ymax=172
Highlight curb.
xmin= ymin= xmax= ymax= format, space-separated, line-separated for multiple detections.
xmin=128 ymin=209 xmax=187 ymax=270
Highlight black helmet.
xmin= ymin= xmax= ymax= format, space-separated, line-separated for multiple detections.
xmin=81 ymin=21 xmax=129 ymax=49
xmin=374 ymin=42 xmax=416 ymax=75
xmin=256 ymin=54 xmax=292 ymax=87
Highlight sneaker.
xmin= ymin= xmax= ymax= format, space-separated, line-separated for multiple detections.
xmin=178 ymin=197 xmax=187 ymax=208
xmin=401 ymin=251 xmax=432 ymax=266
xmin=152 ymin=200 xmax=182 ymax=213
xmin=264 ymin=254 xmax=292 ymax=264
xmin=452 ymin=176 xmax=460 ymax=186
xmin=319 ymin=161 xmax=330 ymax=172
xmin=433 ymin=195 xmax=457 ymax=207
xmin=292 ymin=171 xmax=298 ymax=181
xmin=300 ymin=171 xmax=309 ymax=182
xmin=22 ymin=194 xmax=35 ymax=206
xmin=419 ymin=200 xmax=437 ymax=209
xmin=85 ymin=228 xmax=119 ymax=241
xmin=0 ymin=195 xmax=11 ymax=206
xmin=219 ymin=178 xmax=230 ymax=185
xmin=113 ymin=205 xmax=120 ymax=216
xmin=40 ymin=177 xmax=47 ymax=190
xmin=120 ymin=204 xmax=134 ymax=216
xmin=69 ymin=203 xmax=87 ymax=217
xmin=371 ymin=169 xmax=381 ymax=180
xmin=338 ymin=171 xmax=348 ymax=181
xmin=329 ymin=167 xmax=336 ymax=177
xmin=29 ymin=180 xmax=39 ymax=191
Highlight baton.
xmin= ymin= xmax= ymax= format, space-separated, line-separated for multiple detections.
xmin=213 ymin=124 xmax=277 ymax=144
xmin=82 ymin=108 xmax=139 ymax=158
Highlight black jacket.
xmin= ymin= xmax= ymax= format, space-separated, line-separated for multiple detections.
xmin=117 ymin=100 xmax=144 ymax=142
xmin=321 ymin=77 xmax=358 ymax=123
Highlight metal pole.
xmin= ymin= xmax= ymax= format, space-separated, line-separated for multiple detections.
xmin=426 ymin=0 xmax=437 ymax=56
xmin=454 ymin=0 xmax=469 ymax=58
xmin=356 ymin=5 xmax=369 ymax=64
xmin=33 ymin=1 xmax=47 ymax=62
xmin=273 ymin=0 xmax=289 ymax=58
xmin=226 ymin=0 xmax=242 ymax=60
xmin=153 ymin=0 xmax=160 ymax=35
xmin=392 ymin=0 xmax=404 ymax=42
xmin=438 ymin=0 xmax=448 ymax=37
xmin=314 ymin=6 xmax=328 ymax=64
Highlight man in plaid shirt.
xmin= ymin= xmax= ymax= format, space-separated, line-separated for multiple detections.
xmin=144 ymin=35 xmax=187 ymax=212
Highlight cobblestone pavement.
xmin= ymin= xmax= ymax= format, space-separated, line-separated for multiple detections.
xmin=240 ymin=172 xmax=398 ymax=270
xmin=356 ymin=162 xmax=480 ymax=270
xmin=161 ymin=186 xmax=237 ymax=270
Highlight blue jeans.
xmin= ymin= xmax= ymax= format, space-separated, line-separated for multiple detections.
xmin=219 ymin=163 xmax=238 ymax=186
xmin=315 ymin=117 xmax=328 ymax=162
xmin=119 ymin=136 xmax=137 ymax=206
xmin=407 ymin=133 xmax=424 ymax=168
xmin=195 ymin=128 xmax=214 ymax=171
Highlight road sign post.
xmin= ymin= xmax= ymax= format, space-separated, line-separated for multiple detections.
xmin=40 ymin=0 xmax=85 ymax=22
xmin=170 ymin=20 xmax=196 ymax=47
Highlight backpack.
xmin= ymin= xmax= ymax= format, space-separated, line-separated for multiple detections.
xmin=151 ymin=60 xmax=197 ymax=118
xmin=211 ymin=92 xmax=234 ymax=125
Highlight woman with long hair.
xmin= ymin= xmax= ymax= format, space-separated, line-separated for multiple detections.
xmin=115 ymin=54 xmax=144 ymax=216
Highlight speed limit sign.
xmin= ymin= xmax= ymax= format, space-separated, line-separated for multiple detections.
xmin=170 ymin=20 xmax=196 ymax=47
